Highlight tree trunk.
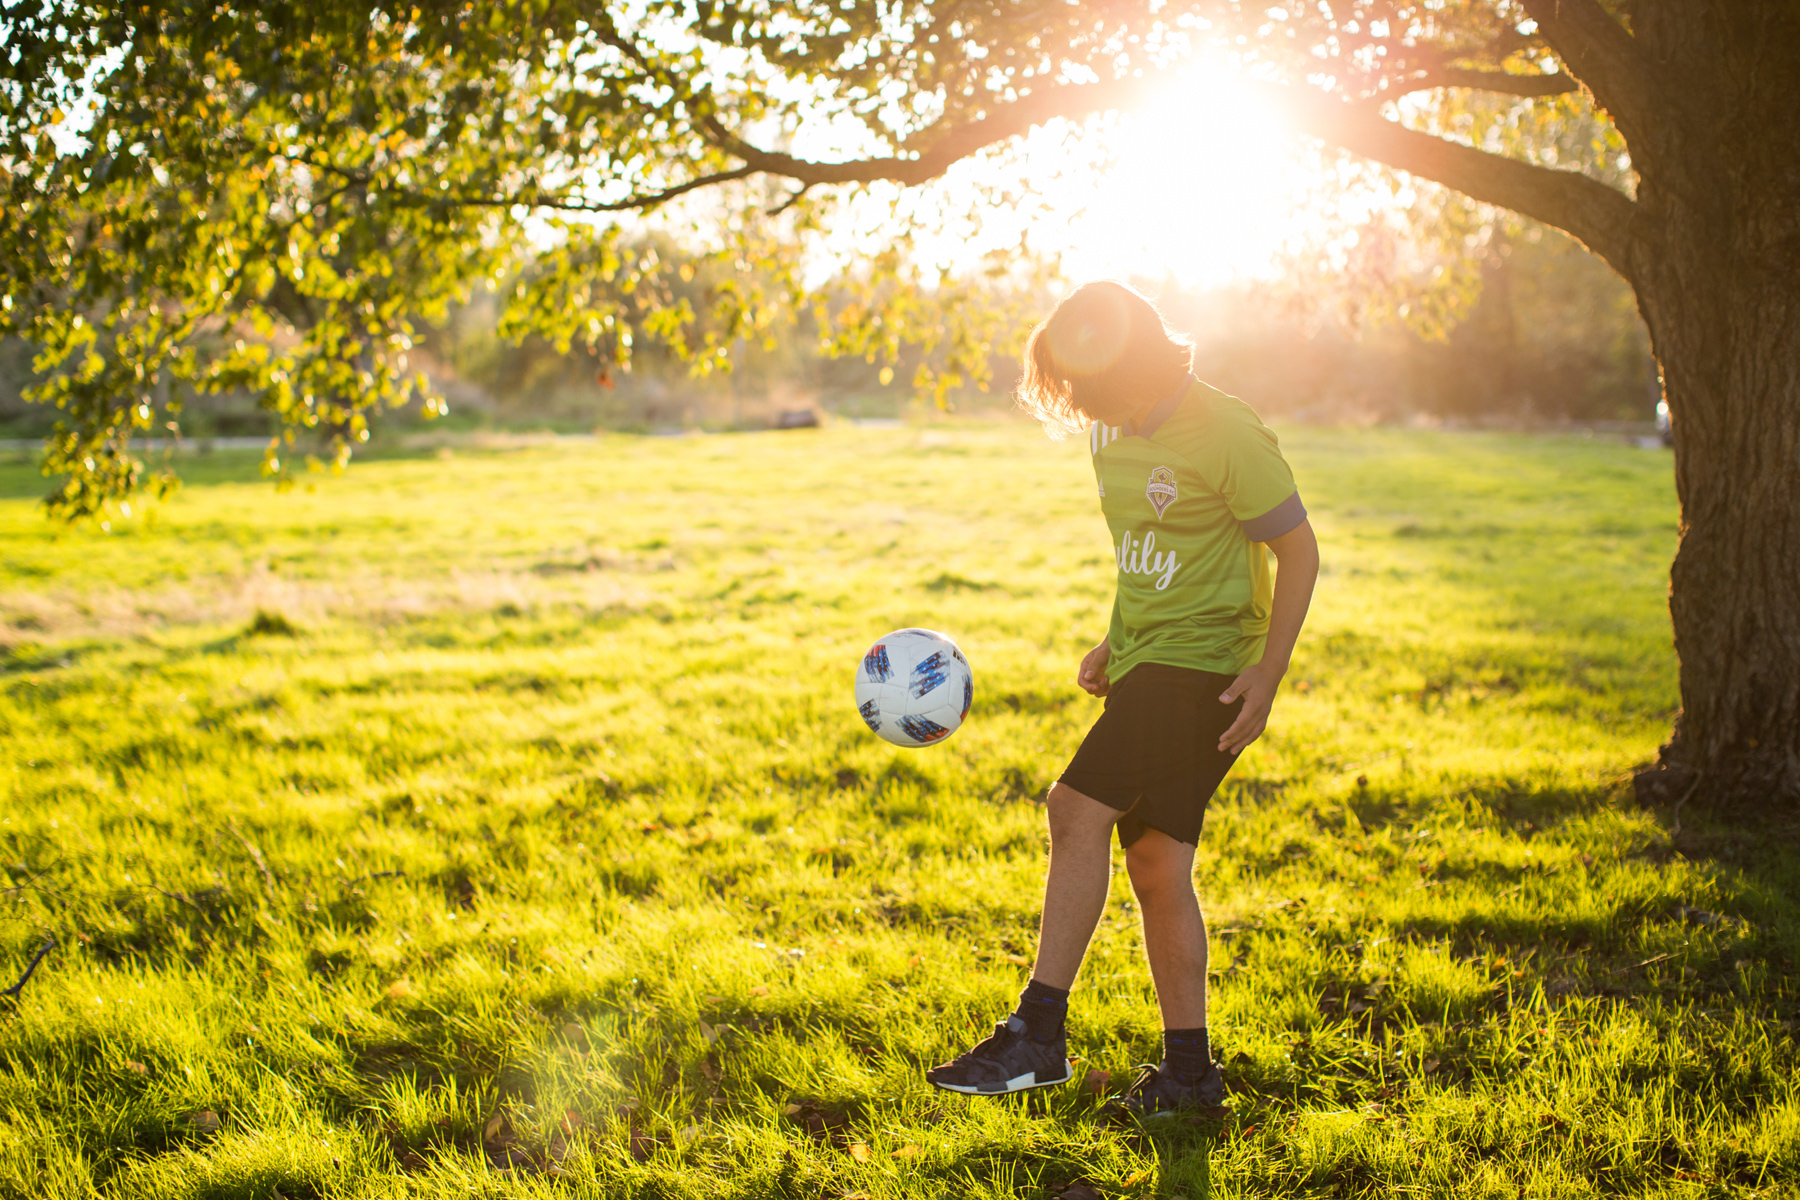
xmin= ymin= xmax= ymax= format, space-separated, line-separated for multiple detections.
xmin=1630 ymin=2 xmax=1800 ymax=809
xmin=1638 ymin=275 xmax=1800 ymax=806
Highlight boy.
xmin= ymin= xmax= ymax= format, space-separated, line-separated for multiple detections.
xmin=926 ymin=281 xmax=1319 ymax=1116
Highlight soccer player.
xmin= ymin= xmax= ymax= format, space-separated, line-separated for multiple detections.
xmin=926 ymin=281 xmax=1319 ymax=1116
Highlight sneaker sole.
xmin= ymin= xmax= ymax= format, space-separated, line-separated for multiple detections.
xmin=1104 ymin=1089 xmax=1230 ymax=1120
xmin=1102 ymin=1078 xmax=1229 ymax=1118
xmin=1112 ymin=1101 xmax=1230 ymax=1119
xmin=928 ymin=1062 xmax=1074 ymax=1095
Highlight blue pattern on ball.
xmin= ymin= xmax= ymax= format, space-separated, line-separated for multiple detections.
xmin=909 ymin=651 xmax=948 ymax=699
xmin=862 ymin=645 xmax=891 ymax=683
xmin=898 ymin=714 xmax=950 ymax=743
xmin=858 ymin=699 xmax=882 ymax=732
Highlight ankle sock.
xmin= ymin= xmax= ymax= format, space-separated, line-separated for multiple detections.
xmin=1014 ymin=978 xmax=1069 ymax=1043
xmin=1162 ymin=1027 xmax=1212 ymax=1084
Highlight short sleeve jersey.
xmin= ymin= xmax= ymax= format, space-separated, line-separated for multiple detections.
xmin=1091 ymin=378 xmax=1306 ymax=682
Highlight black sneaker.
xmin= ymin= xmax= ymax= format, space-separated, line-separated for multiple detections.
xmin=926 ymin=1015 xmax=1073 ymax=1095
xmin=1103 ymin=1060 xmax=1227 ymax=1118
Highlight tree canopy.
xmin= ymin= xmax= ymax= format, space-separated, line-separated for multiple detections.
xmin=4 ymin=0 xmax=1642 ymax=519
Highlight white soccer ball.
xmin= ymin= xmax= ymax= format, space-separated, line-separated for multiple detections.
xmin=853 ymin=628 xmax=973 ymax=748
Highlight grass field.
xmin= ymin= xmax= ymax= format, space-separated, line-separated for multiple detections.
xmin=1 ymin=422 xmax=1795 ymax=1200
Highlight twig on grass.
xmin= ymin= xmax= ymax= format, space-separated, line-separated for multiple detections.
xmin=1 ymin=936 xmax=57 ymax=1000
xmin=145 ymin=886 xmax=207 ymax=914
xmin=225 ymin=822 xmax=277 ymax=895
xmin=346 ymin=870 xmax=406 ymax=887
xmin=1 ymin=858 xmax=69 ymax=904
xmin=1668 ymin=771 xmax=1704 ymax=841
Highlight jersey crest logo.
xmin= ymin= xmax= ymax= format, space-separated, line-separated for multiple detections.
xmin=1145 ymin=466 xmax=1178 ymax=519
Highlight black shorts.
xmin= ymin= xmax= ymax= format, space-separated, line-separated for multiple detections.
xmin=1056 ymin=662 xmax=1244 ymax=848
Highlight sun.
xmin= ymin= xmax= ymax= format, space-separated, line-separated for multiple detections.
xmin=789 ymin=62 xmax=1343 ymax=295
xmin=1022 ymin=68 xmax=1320 ymax=289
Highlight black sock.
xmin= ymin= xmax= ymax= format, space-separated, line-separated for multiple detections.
xmin=1162 ymin=1027 xmax=1212 ymax=1084
xmin=1013 ymin=978 xmax=1069 ymax=1043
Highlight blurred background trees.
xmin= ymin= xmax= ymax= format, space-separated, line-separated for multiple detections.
xmin=0 ymin=218 xmax=1653 ymax=437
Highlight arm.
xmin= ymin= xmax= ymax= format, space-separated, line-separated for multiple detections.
xmin=1218 ymin=517 xmax=1320 ymax=754
xmin=1077 ymin=594 xmax=1120 ymax=697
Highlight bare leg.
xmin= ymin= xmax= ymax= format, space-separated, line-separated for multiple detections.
xmin=1124 ymin=828 xmax=1208 ymax=1029
xmin=1028 ymin=783 xmax=1121 ymax=990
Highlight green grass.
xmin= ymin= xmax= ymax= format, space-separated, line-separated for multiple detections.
xmin=1 ymin=423 xmax=1795 ymax=1200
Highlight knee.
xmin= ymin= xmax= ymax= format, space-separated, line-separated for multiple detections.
xmin=1125 ymin=840 xmax=1193 ymax=903
xmin=1045 ymin=782 xmax=1116 ymax=846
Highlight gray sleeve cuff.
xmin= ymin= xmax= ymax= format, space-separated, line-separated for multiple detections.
xmin=1240 ymin=491 xmax=1307 ymax=542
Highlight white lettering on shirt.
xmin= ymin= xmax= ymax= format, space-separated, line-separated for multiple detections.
xmin=1117 ymin=529 xmax=1181 ymax=591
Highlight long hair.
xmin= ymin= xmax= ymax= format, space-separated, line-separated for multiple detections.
xmin=1017 ymin=281 xmax=1193 ymax=437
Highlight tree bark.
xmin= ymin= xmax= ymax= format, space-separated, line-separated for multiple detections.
xmin=1627 ymin=1 xmax=1800 ymax=808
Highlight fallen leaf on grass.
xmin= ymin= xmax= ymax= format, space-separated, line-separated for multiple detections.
xmin=481 ymin=1110 xmax=541 ymax=1171
xmin=184 ymin=1109 xmax=221 ymax=1136
xmin=749 ymin=986 xmax=770 ymax=996
xmin=383 ymin=979 xmax=414 ymax=1001
xmin=561 ymin=1022 xmax=589 ymax=1051
xmin=122 ymin=1060 xmax=148 ymax=1076
xmin=628 ymin=1131 xmax=659 ymax=1162
xmin=785 ymin=1102 xmax=852 ymax=1146
xmin=1124 ymin=1169 xmax=1151 ymax=1185
xmin=699 ymin=1020 xmax=722 ymax=1045
xmin=891 ymin=1144 xmax=921 ymax=1159
xmin=1079 ymin=1068 xmax=1110 ymax=1095
xmin=848 ymin=1142 xmax=871 ymax=1162
xmin=547 ymin=1109 xmax=588 ymax=1164
xmin=488 ymin=1144 xmax=538 ymax=1171
xmin=702 ymin=994 xmax=726 ymax=1005
xmin=482 ymin=1110 xmax=515 ymax=1152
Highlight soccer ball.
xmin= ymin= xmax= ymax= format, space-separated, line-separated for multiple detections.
xmin=854 ymin=628 xmax=973 ymax=748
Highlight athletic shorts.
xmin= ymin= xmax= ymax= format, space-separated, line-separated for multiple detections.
xmin=1056 ymin=662 xmax=1245 ymax=848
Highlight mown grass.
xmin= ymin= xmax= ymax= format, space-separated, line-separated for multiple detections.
xmin=0 ymin=423 xmax=1795 ymax=1200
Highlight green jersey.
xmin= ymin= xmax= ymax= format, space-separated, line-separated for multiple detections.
xmin=1090 ymin=378 xmax=1306 ymax=682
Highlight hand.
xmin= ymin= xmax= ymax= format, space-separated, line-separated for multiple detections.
xmin=1217 ymin=659 xmax=1286 ymax=754
xmin=1077 ymin=640 xmax=1112 ymax=697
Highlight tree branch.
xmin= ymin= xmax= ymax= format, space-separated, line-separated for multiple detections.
xmin=1273 ymin=85 xmax=1641 ymax=279
xmin=695 ymin=73 xmax=1169 ymax=188
xmin=684 ymin=71 xmax=1637 ymax=280
xmin=440 ymin=167 xmax=759 ymax=214
xmin=1519 ymin=0 xmax=1654 ymax=137
xmin=1402 ymin=67 xmax=1581 ymax=98
xmin=399 ymin=57 xmax=1635 ymax=277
